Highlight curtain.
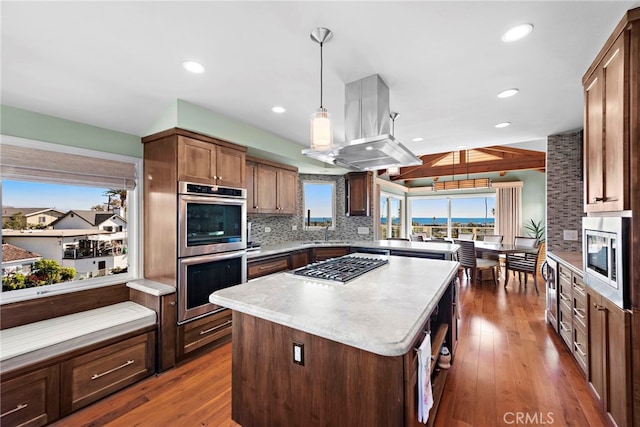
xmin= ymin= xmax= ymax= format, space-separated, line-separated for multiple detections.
xmin=494 ymin=182 xmax=523 ymax=245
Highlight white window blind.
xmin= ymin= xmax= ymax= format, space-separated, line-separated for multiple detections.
xmin=0 ymin=143 xmax=137 ymax=190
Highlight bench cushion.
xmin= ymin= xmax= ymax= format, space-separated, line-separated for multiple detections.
xmin=0 ymin=301 xmax=156 ymax=373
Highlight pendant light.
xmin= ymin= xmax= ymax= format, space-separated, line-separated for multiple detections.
xmin=387 ymin=112 xmax=400 ymax=176
xmin=310 ymin=27 xmax=333 ymax=151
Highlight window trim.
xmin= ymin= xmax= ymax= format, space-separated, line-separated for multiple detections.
xmin=0 ymin=135 xmax=143 ymax=305
xmin=302 ymin=180 xmax=336 ymax=231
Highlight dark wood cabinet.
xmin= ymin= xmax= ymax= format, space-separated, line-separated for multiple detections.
xmin=345 ymin=172 xmax=371 ymax=216
xmin=247 ymin=157 xmax=298 ymax=215
xmin=311 ymin=247 xmax=349 ymax=262
xmin=60 ymin=332 xmax=155 ymax=415
xmin=177 ymin=309 xmax=232 ymax=358
xmin=247 ymin=255 xmax=290 ymax=280
xmin=583 ymin=12 xmax=638 ymax=213
xmin=0 ymin=365 xmax=59 ymax=426
xmin=586 ymin=288 xmax=632 ymax=427
xmin=177 ymin=135 xmax=245 ymax=188
xmin=289 ymin=249 xmax=310 ymax=270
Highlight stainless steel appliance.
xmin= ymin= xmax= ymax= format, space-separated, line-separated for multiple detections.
xmin=177 ymin=181 xmax=247 ymax=323
xmin=178 ymin=181 xmax=247 ymax=257
xmin=544 ymin=256 xmax=558 ymax=331
xmin=582 ymin=216 xmax=630 ymax=309
xmin=292 ymin=254 xmax=388 ymax=282
xmin=178 ymin=250 xmax=247 ymax=323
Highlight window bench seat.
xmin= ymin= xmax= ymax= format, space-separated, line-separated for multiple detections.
xmin=0 ymin=301 xmax=156 ymax=374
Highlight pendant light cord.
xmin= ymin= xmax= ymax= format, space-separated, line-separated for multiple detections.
xmin=320 ymin=42 xmax=324 ymax=109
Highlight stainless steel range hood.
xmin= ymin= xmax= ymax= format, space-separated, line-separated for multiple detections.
xmin=303 ymin=74 xmax=422 ymax=171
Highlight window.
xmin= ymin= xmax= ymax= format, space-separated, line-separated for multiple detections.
xmin=379 ymin=192 xmax=405 ymax=239
xmin=1 ymin=136 xmax=140 ymax=302
xmin=409 ymin=194 xmax=495 ymax=239
xmin=303 ymin=181 xmax=335 ymax=229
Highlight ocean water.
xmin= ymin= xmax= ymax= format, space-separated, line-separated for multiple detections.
xmin=382 ymin=217 xmax=495 ymax=225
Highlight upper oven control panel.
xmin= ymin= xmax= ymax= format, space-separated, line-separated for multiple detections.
xmin=179 ymin=181 xmax=246 ymax=198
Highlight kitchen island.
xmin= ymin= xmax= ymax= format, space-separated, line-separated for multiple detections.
xmin=210 ymin=255 xmax=459 ymax=426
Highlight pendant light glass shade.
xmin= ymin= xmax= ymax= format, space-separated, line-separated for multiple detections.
xmin=310 ymin=27 xmax=333 ymax=151
xmin=311 ymin=107 xmax=332 ymax=150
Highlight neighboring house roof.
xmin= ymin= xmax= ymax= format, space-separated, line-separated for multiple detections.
xmin=2 ymin=229 xmax=111 ymax=238
xmin=2 ymin=243 xmax=42 ymax=262
xmin=49 ymin=210 xmax=125 ymax=228
xmin=2 ymin=207 xmax=65 ymax=217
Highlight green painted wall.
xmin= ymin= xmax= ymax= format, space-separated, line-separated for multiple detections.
xmin=1 ymin=105 xmax=142 ymax=157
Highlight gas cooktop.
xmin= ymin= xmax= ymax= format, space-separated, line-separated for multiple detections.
xmin=292 ymin=254 xmax=388 ymax=283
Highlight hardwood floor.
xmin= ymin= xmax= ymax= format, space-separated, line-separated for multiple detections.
xmin=55 ymin=273 xmax=607 ymax=427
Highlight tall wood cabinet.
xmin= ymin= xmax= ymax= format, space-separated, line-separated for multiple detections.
xmin=583 ymin=10 xmax=639 ymax=213
xmin=586 ymin=287 xmax=632 ymax=427
xmin=246 ymin=156 xmax=298 ymax=215
xmin=141 ymin=128 xmax=247 ymax=364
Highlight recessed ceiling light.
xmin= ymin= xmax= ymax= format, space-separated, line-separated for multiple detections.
xmin=497 ymin=88 xmax=519 ymax=98
xmin=501 ymin=24 xmax=534 ymax=42
xmin=271 ymin=106 xmax=286 ymax=114
xmin=412 ymin=137 xmax=424 ymax=142
xmin=182 ymin=61 xmax=206 ymax=74
xmin=365 ymin=146 xmax=374 ymax=150
xmin=494 ymin=122 xmax=511 ymax=128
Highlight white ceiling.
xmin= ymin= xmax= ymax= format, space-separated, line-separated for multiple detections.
xmin=2 ymin=1 xmax=638 ymax=163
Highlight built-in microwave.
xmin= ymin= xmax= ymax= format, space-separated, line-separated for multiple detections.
xmin=582 ymin=216 xmax=630 ymax=309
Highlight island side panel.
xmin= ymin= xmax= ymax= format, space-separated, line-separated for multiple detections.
xmin=231 ymin=312 xmax=405 ymax=426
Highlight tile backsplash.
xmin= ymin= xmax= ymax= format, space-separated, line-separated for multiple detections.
xmin=248 ymin=173 xmax=375 ymax=245
xmin=547 ymin=130 xmax=584 ymax=253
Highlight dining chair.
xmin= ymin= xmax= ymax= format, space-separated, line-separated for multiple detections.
xmin=505 ymin=242 xmax=545 ymax=294
xmin=455 ymin=239 xmax=498 ymax=286
xmin=458 ymin=232 xmax=475 ymax=240
xmin=481 ymin=234 xmax=503 ymax=274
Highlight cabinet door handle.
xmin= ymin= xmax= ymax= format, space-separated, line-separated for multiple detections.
xmin=593 ymin=196 xmax=605 ymax=202
xmin=218 ymin=177 xmax=223 ymax=181
xmin=91 ymin=360 xmax=134 ymax=380
xmin=200 ymin=320 xmax=232 ymax=335
xmin=1 ymin=403 xmax=28 ymax=418
xmin=593 ymin=303 xmax=606 ymax=311
xmin=574 ymin=342 xmax=587 ymax=357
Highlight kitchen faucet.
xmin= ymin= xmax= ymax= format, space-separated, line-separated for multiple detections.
xmin=325 ymin=225 xmax=330 ymax=242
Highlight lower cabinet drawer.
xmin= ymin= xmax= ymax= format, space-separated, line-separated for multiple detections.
xmin=248 ymin=256 xmax=289 ymax=279
xmin=1 ymin=365 xmax=59 ymax=427
xmin=180 ymin=309 xmax=232 ymax=356
xmin=61 ymin=332 xmax=154 ymax=414
xmin=573 ymin=296 xmax=587 ymax=333
xmin=573 ymin=328 xmax=588 ymax=375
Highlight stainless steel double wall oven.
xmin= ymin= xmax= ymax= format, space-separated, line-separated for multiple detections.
xmin=177 ymin=181 xmax=247 ymax=323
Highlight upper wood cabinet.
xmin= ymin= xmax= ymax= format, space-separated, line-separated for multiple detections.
xmin=246 ymin=156 xmax=298 ymax=215
xmin=583 ymin=10 xmax=639 ymax=212
xmin=345 ymin=172 xmax=371 ymax=216
xmin=177 ymin=135 xmax=245 ymax=188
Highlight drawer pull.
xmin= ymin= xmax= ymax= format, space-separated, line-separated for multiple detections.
xmin=573 ymin=285 xmax=585 ymax=296
xmin=91 ymin=360 xmax=134 ymax=380
xmin=259 ymin=262 xmax=285 ymax=271
xmin=560 ymin=321 xmax=571 ymax=332
xmin=574 ymin=308 xmax=586 ymax=319
xmin=200 ymin=320 xmax=232 ymax=335
xmin=574 ymin=342 xmax=587 ymax=357
xmin=1 ymin=403 xmax=28 ymax=418
xmin=559 ymin=293 xmax=569 ymax=301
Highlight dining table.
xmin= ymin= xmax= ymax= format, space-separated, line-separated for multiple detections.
xmin=473 ymin=241 xmax=540 ymax=255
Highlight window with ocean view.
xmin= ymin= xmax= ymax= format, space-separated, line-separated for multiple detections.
xmin=303 ymin=181 xmax=335 ymax=229
xmin=379 ymin=193 xmax=404 ymax=239
xmin=410 ymin=195 xmax=495 ymax=239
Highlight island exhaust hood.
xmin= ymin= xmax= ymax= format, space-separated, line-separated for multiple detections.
xmin=303 ymin=74 xmax=422 ymax=171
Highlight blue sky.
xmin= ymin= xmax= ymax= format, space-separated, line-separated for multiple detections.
xmin=2 ymin=181 xmax=108 ymax=212
xmin=303 ymin=183 xmax=332 ymax=217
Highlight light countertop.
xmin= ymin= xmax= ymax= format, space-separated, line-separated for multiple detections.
xmin=210 ymin=255 xmax=459 ymax=357
xmin=548 ymin=251 xmax=583 ymax=273
xmin=247 ymin=240 xmax=459 ymax=260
